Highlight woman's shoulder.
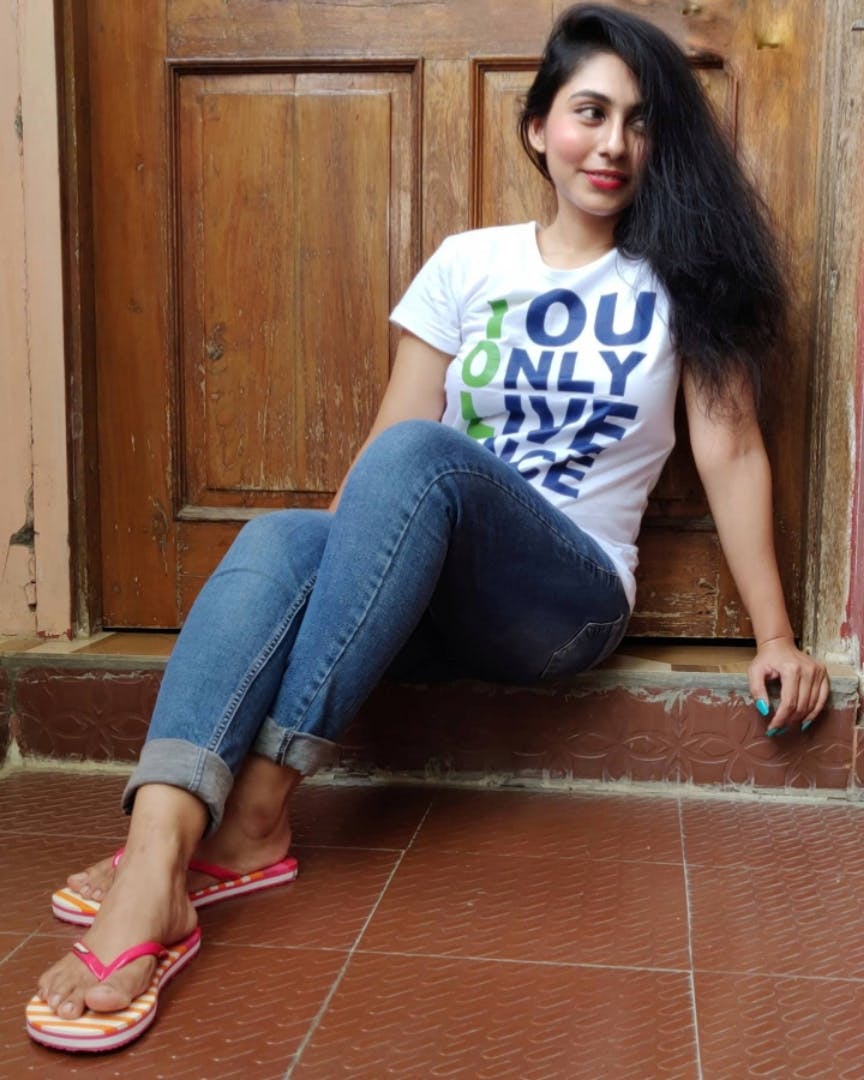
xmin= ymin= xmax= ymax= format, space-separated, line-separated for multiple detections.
xmin=436 ymin=222 xmax=535 ymax=259
xmin=610 ymin=251 xmax=671 ymax=301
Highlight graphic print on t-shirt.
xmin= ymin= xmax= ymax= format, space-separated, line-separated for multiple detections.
xmin=389 ymin=223 xmax=680 ymax=603
xmin=459 ymin=285 xmax=656 ymax=499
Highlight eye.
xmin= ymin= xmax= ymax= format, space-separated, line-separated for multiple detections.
xmin=574 ymin=105 xmax=605 ymax=122
xmin=629 ymin=114 xmax=646 ymax=134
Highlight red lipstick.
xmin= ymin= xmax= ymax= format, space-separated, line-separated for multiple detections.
xmin=584 ymin=170 xmax=627 ymax=190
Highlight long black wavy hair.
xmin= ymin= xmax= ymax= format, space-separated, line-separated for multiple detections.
xmin=519 ymin=3 xmax=787 ymax=406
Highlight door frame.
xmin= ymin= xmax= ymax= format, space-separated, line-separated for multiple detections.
xmin=803 ymin=1 xmax=864 ymax=662
xmin=54 ymin=0 xmax=864 ymax=659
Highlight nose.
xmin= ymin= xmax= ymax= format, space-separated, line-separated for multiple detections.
xmin=600 ymin=116 xmax=627 ymax=159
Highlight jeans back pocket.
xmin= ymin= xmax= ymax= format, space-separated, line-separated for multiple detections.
xmin=540 ymin=613 xmax=628 ymax=680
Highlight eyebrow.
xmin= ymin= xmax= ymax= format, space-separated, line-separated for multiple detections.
xmin=569 ymin=90 xmax=612 ymax=103
xmin=568 ymin=90 xmax=643 ymax=111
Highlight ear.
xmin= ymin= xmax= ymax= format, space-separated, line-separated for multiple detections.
xmin=527 ymin=116 xmax=546 ymax=155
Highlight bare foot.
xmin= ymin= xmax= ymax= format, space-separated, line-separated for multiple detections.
xmin=189 ymin=757 xmax=300 ymax=890
xmin=37 ymin=784 xmax=205 ymax=1018
xmin=63 ymin=757 xmax=301 ymax=901
xmin=38 ymin=851 xmax=197 ymax=1018
xmin=66 ymin=854 xmax=117 ymax=901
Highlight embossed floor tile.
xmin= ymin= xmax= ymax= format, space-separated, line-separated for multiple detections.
xmin=0 ymin=831 xmax=132 ymax=935
xmin=690 ymin=860 xmax=864 ymax=978
xmin=0 ymin=770 xmax=128 ymax=836
xmin=361 ymin=848 xmax=690 ymax=969
xmin=9 ymin=770 xmax=864 ymax=1075
xmin=696 ymin=971 xmax=864 ymax=1078
xmin=201 ymin=846 xmax=401 ymax=950
xmin=0 ymin=933 xmax=344 ymax=1078
xmin=413 ymin=788 xmax=683 ymax=863
xmin=290 ymin=782 xmax=433 ymax=849
xmin=293 ymin=952 xmax=698 ymax=1078
xmin=682 ymin=797 xmax=864 ymax=870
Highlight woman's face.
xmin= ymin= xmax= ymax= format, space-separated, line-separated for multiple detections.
xmin=529 ymin=51 xmax=646 ymax=226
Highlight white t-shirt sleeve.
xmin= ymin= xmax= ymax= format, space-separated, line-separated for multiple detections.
xmin=390 ymin=237 xmax=462 ymax=356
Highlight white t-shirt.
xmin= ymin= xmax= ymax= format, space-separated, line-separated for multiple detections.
xmin=390 ymin=222 xmax=680 ymax=608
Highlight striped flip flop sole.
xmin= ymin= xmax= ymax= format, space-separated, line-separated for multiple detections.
xmin=25 ymin=928 xmax=201 ymax=1053
xmin=51 ymin=855 xmax=298 ymax=926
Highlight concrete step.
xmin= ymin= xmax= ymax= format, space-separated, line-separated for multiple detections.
xmin=1 ymin=635 xmax=859 ymax=796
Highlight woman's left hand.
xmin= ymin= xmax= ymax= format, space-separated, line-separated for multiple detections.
xmin=748 ymin=637 xmax=830 ymax=735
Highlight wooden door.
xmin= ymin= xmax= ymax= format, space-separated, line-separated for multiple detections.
xmin=83 ymin=0 xmax=823 ymax=635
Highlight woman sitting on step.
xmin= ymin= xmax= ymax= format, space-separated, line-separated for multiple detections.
xmin=27 ymin=2 xmax=829 ymax=1054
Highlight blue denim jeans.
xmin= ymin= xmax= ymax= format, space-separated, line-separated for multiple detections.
xmin=123 ymin=421 xmax=630 ymax=830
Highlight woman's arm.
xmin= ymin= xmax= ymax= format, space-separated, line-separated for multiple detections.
xmin=682 ymin=369 xmax=830 ymax=732
xmin=329 ymin=330 xmax=452 ymax=510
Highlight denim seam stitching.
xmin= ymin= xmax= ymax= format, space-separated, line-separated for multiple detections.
xmin=204 ymin=573 xmax=317 ymax=759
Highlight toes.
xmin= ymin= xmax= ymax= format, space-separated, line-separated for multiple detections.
xmin=84 ymin=963 xmax=152 ymax=1014
xmin=39 ymin=971 xmax=87 ymax=1019
xmin=67 ymin=856 xmax=116 ymax=895
xmin=55 ymin=996 xmax=87 ymax=1019
xmin=85 ymin=983 xmax=131 ymax=1013
xmin=69 ymin=876 xmax=104 ymax=901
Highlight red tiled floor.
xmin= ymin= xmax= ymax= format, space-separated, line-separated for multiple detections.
xmin=681 ymin=797 xmax=864 ymax=869
xmin=2 ymin=769 xmax=864 ymax=1077
xmin=3 ymin=935 xmax=347 ymax=1078
xmin=359 ymin=846 xmax=690 ymax=969
xmin=0 ymin=770 xmax=128 ymax=836
xmin=288 ymin=782 xmax=433 ymax=849
xmin=688 ymin=860 xmax=864 ymax=979
xmin=412 ymin=787 xmax=684 ymax=862
xmin=695 ymin=972 xmax=864 ymax=1079
xmin=201 ymin=846 xmax=403 ymax=950
xmin=293 ymin=953 xmax=698 ymax=1079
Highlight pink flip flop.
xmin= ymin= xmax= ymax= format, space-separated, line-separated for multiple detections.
xmin=51 ymin=850 xmax=298 ymax=926
xmin=25 ymin=927 xmax=201 ymax=1053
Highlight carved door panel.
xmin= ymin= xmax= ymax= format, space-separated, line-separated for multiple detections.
xmin=86 ymin=1 xmax=821 ymax=634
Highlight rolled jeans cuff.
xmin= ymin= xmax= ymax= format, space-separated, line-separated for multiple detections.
xmin=121 ymin=739 xmax=234 ymax=837
xmin=252 ymin=716 xmax=339 ymax=775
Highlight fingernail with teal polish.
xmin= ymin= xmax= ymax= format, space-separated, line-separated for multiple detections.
xmin=801 ymin=720 xmax=814 ymax=732
xmin=766 ymin=727 xmax=788 ymax=738
xmin=755 ymin=699 xmax=771 ymax=717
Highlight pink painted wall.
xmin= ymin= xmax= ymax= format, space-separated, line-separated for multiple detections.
xmin=0 ymin=1 xmax=71 ymax=639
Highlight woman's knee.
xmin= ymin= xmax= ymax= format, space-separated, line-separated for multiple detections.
xmin=220 ymin=510 xmax=331 ymax=577
xmin=352 ymin=420 xmax=477 ymax=485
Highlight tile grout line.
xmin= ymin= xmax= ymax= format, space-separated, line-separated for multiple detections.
xmin=687 ymin=967 xmax=864 ymax=986
xmin=194 ymin=938 xmax=692 ymax=976
xmin=0 ymin=928 xmax=41 ymax=970
xmin=283 ymin=797 xmax=436 ymax=1078
xmin=351 ymin=947 xmax=691 ymax=975
xmin=678 ymin=797 xmax=704 ymax=1080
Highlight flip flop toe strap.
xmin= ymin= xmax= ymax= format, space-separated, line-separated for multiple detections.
xmin=72 ymin=940 xmax=165 ymax=982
